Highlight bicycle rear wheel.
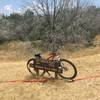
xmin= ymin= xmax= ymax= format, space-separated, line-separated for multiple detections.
xmin=27 ymin=58 xmax=36 ymax=76
xmin=59 ymin=59 xmax=77 ymax=80
xmin=27 ymin=58 xmax=48 ymax=77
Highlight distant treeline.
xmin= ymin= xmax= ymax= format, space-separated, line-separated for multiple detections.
xmin=0 ymin=5 xmax=100 ymax=47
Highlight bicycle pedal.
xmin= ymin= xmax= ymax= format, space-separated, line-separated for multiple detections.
xmin=63 ymin=67 xmax=68 ymax=71
xmin=29 ymin=63 xmax=34 ymax=67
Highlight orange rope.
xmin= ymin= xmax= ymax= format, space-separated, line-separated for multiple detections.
xmin=75 ymin=74 xmax=100 ymax=81
xmin=0 ymin=78 xmax=48 ymax=83
xmin=0 ymin=74 xmax=100 ymax=83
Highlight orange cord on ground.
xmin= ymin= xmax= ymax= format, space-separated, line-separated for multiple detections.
xmin=0 ymin=74 xmax=100 ymax=83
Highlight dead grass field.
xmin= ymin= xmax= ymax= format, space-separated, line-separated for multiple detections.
xmin=0 ymin=39 xmax=100 ymax=100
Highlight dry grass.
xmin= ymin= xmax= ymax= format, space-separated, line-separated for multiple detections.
xmin=0 ymin=38 xmax=100 ymax=100
xmin=0 ymin=41 xmax=42 ymax=61
xmin=0 ymin=40 xmax=100 ymax=61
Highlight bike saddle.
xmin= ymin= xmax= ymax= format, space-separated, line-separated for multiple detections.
xmin=35 ymin=53 xmax=42 ymax=58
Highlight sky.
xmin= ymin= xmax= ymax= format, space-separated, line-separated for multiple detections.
xmin=0 ymin=0 xmax=32 ymax=15
xmin=0 ymin=0 xmax=100 ymax=15
xmin=94 ymin=0 xmax=100 ymax=7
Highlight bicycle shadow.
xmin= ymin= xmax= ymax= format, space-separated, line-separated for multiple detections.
xmin=24 ymin=73 xmax=50 ymax=81
xmin=24 ymin=74 xmax=74 ymax=87
xmin=25 ymin=74 xmax=39 ymax=80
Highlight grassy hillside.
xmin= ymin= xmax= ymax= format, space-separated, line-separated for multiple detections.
xmin=0 ymin=35 xmax=100 ymax=100
xmin=0 ymin=42 xmax=100 ymax=100
xmin=0 ymin=35 xmax=100 ymax=61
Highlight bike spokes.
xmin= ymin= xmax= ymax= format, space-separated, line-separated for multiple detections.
xmin=59 ymin=59 xmax=77 ymax=80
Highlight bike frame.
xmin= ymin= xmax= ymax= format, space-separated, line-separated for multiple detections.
xmin=47 ymin=52 xmax=60 ymax=61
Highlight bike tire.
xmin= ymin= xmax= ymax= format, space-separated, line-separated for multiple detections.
xmin=27 ymin=58 xmax=36 ymax=75
xmin=59 ymin=59 xmax=77 ymax=80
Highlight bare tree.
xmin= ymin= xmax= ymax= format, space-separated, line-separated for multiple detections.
xmin=28 ymin=0 xmax=94 ymax=52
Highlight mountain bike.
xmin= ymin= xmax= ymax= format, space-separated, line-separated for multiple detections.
xmin=27 ymin=53 xmax=77 ymax=80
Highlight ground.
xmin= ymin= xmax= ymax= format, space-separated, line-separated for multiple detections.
xmin=0 ymin=44 xmax=100 ymax=100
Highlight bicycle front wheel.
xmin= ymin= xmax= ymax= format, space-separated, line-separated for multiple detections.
xmin=59 ymin=59 xmax=77 ymax=80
